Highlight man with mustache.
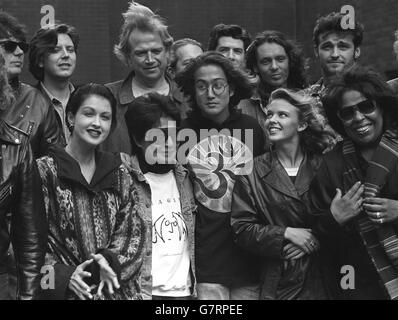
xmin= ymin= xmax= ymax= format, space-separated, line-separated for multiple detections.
xmin=29 ymin=23 xmax=79 ymax=145
xmin=0 ymin=12 xmax=62 ymax=158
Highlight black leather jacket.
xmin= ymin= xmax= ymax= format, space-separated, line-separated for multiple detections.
xmin=3 ymin=80 xmax=63 ymax=158
xmin=0 ymin=119 xmax=47 ymax=299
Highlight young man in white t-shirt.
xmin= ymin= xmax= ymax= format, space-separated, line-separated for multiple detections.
xmin=123 ymin=92 xmax=196 ymax=300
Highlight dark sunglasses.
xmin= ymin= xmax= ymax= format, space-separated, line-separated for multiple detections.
xmin=0 ymin=40 xmax=29 ymax=53
xmin=337 ymin=100 xmax=377 ymax=121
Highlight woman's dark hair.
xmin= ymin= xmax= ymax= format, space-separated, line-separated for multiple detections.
xmin=269 ymin=88 xmax=335 ymax=155
xmin=29 ymin=23 xmax=80 ymax=81
xmin=246 ymin=30 xmax=308 ymax=89
xmin=175 ymin=51 xmax=253 ymax=112
xmin=124 ymin=92 xmax=181 ymax=154
xmin=322 ymin=66 xmax=398 ymax=137
xmin=65 ymin=83 xmax=117 ymax=133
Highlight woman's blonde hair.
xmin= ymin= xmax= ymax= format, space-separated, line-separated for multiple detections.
xmin=268 ymin=88 xmax=334 ymax=154
xmin=0 ymin=53 xmax=15 ymax=111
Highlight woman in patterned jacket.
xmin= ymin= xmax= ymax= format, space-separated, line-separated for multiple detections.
xmin=37 ymin=83 xmax=145 ymax=300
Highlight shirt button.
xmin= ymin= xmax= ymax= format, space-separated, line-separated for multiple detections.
xmin=145 ymin=203 xmax=150 ymax=208
xmin=15 ymin=138 xmax=20 ymax=143
xmin=27 ymin=105 xmax=30 ymax=109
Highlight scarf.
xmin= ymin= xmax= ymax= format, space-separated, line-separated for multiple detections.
xmin=342 ymin=130 xmax=398 ymax=299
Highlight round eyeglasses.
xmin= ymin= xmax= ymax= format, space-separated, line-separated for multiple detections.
xmin=195 ymin=79 xmax=229 ymax=96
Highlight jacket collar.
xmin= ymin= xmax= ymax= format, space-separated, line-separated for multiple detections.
xmin=255 ymin=150 xmax=320 ymax=201
xmin=49 ymin=146 xmax=122 ymax=192
xmin=0 ymin=119 xmax=24 ymax=145
xmin=129 ymin=154 xmax=188 ymax=184
xmin=118 ymin=71 xmax=180 ymax=105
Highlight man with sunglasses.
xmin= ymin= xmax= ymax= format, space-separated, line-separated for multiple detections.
xmin=310 ymin=66 xmax=398 ymax=300
xmin=0 ymin=12 xmax=62 ymax=158
xmin=0 ymin=11 xmax=62 ymax=300
xmin=176 ymin=52 xmax=267 ymax=300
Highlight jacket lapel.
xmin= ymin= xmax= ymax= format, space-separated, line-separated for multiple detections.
xmin=257 ymin=152 xmax=309 ymax=202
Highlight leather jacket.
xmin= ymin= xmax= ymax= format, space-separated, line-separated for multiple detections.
xmin=231 ymin=151 xmax=325 ymax=299
xmin=3 ymin=80 xmax=63 ymax=158
xmin=0 ymin=119 xmax=47 ymax=299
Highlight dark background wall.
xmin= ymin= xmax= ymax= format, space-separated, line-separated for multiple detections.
xmin=1 ymin=0 xmax=398 ymax=85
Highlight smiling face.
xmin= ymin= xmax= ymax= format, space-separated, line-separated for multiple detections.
xmin=340 ymin=90 xmax=383 ymax=146
xmin=255 ymin=42 xmax=289 ymax=88
xmin=128 ymin=29 xmax=168 ymax=84
xmin=0 ymin=37 xmax=25 ymax=80
xmin=68 ymin=94 xmax=112 ymax=148
xmin=266 ymin=98 xmax=306 ymax=146
xmin=194 ymin=64 xmax=233 ymax=124
xmin=316 ymin=32 xmax=359 ymax=78
xmin=42 ymin=33 xmax=76 ymax=82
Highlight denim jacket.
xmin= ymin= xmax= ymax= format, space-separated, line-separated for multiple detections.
xmin=128 ymin=155 xmax=197 ymax=299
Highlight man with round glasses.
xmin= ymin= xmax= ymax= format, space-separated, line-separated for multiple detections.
xmin=0 ymin=12 xmax=62 ymax=158
xmin=176 ymin=52 xmax=267 ymax=300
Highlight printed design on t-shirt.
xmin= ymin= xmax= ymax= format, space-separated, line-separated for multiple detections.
xmin=152 ymin=210 xmax=188 ymax=243
xmin=187 ymin=134 xmax=253 ymax=213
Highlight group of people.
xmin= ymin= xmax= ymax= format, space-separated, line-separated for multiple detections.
xmin=1 ymin=0 xmax=398 ymax=300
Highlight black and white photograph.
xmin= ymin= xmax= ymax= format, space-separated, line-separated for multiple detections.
xmin=1 ymin=0 xmax=398 ymax=311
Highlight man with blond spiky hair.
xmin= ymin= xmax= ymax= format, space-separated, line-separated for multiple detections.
xmin=102 ymin=1 xmax=185 ymax=154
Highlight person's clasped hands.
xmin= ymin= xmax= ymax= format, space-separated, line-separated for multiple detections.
xmin=68 ymin=253 xmax=120 ymax=300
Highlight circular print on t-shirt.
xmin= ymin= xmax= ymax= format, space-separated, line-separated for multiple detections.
xmin=187 ymin=133 xmax=253 ymax=213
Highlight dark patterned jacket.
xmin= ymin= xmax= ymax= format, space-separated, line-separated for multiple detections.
xmin=37 ymin=146 xmax=145 ymax=299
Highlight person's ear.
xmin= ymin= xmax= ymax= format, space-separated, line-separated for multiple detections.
xmin=354 ymin=47 xmax=361 ymax=60
xmin=298 ymin=121 xmax=308 ymax=132
xmin=67 ymin=112 xmax=75 ymax=131
xmin=313 ymin=46 xmax=319 ymax=59
xmin=38 ymin=57 xmax=44 ymax=68
xmin=229 ymin=84 xmax=235 ymax=97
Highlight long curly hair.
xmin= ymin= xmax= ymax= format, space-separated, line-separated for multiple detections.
xmin=246 ymin=30 xmax=308 ymax=90
xmin=322 ymin=66 xmax=398 ymax=138
xmin=268 ymin=88 xmax=334 ymax=155
xmin=0 ymin=53 xmax=15 ymax=111
xmin=175 ymin=51 xmax=253 ymax=112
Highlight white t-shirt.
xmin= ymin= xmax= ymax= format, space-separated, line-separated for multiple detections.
xmin=144 ymin=170 xmax=191 ymax=297
xmin=285 ymin=167 xmax=299 ymax=177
